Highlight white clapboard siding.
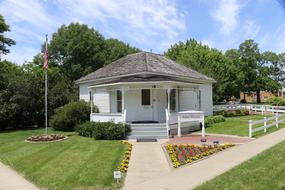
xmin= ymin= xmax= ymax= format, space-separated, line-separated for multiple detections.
xmin=79 ymin=84 xmax=90 ymax=102
xmin=200 ymin=84 xmax=213 ymax=116
xmin=93 ymin=92 xmax=110 ymax=113
xmin=179 ymin=90 xmax=197 ymax=111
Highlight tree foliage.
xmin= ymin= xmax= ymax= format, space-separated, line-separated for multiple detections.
xmin=165 ymin=39 xmax=240 ymax=102
xmin=0 ymin=15 xmax=16 ymax=57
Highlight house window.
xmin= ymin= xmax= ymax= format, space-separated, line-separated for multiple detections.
xmin=141 ymin=89 xmax=151 ymax=105
xmin=117 ymin=90 xmax=122 ymax=113
xmin=170 ymin=89 xmax=176 ymax=111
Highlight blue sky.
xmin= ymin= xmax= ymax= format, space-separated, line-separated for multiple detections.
xmin=1 ymin=0 xmax=285 ymax=64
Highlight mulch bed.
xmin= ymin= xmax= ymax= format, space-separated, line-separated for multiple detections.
xmin=26 ymin=134 xmax=68 ymax=143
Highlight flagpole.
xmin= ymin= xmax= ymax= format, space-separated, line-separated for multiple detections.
xmin=45 ymin=34 xmax=48 ymax=136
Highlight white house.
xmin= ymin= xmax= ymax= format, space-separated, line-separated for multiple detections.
xmin=76 ymin=52 xmax=214 ymax=139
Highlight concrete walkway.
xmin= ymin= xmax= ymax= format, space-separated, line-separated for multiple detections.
xmin=0 ymin=162 xmax=39 ymax=190
xmin=124 ymin=128 xmax=285 ymax=190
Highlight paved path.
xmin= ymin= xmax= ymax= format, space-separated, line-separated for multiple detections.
xmin=0 ymin=162 xmax=39 ymax=190
xmin=124 ymin=128 xmax=285 ymax=190
xmin=124 ymin=139 xmax=170 ymax=187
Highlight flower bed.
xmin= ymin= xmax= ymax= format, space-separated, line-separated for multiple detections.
xmin=166 ymin=143 xmax=235 ymax=168
xmin=26 ymin=134 xmax=67 ymax=142
xmin=118 ymin=141 xmax=132 ymax=173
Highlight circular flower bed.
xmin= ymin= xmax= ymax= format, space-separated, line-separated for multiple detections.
xmin=26 ymin=134 xmax=67 ymax=143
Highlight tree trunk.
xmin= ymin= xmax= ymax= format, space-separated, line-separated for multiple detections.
xmin=256 ymin=89 xmax=261 ymax=103
xmin=243 ymin=91 xmax=246 ymax=100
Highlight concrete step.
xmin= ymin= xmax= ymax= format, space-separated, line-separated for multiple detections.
xmin=127 ymin=135 xmax=168 ymax=139
xmin=129 ymin=123 xmax=166 ymax=128
xmin=131 ymin=126 xmax=166 ymax=132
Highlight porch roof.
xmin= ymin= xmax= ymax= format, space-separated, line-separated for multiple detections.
xmin=76 ymin=52 xmax=215 ymax=84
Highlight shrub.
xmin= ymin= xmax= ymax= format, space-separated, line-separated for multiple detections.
xmin=266 ymin=96 xmax=285 ymax=106
xmin=76 ymin=121 xmax=129 ymax=140
xmin=214 ymin=109 xmax=249 ymax=117
xmin=205 ymin=115 xmax=225 ymax=126
xmin=50 ymin=101 xmax=98 ymax=131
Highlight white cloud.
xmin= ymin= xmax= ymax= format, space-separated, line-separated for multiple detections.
xmin=2 ymin=46 xmax=39 ymax=64
xmin=201 ymin=39 xmax=215 ymax=48
xmin=243 ymin=20 xmax=260 ymax=39
xmin=0 ymin=0 xmax=186 ymax=64
xmin=57 ymin=0 xmax=186 ymax=51
xmin=212 ymin=0 xmax=242 ymax=35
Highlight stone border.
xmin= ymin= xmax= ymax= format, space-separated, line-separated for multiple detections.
xmin=25 ymin=136 xmax=69 ymax=143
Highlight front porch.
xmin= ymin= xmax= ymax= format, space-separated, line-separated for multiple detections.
xmin=89 ymin=81 xmax=205 ymax=138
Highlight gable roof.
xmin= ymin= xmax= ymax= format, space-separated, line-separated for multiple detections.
xmin=76 ymin=52 xmax=215 ymax=84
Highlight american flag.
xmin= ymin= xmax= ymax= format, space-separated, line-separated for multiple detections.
xmin=43 ymin=40 xmax=48 ymax=70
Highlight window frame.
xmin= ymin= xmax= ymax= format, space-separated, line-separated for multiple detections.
xmin=141 ymin=89 xmax=151 ymax=106
xmin=116 ymin=90 xmax=122 ymax=113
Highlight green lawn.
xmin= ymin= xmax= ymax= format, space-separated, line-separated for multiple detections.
xmin=0 ymin=128 xmax=126 ymax=190
xmin=205 ymin=114 xmax=285 ymax=137
xmin=194 ymin=139 xmax=285 ymax=190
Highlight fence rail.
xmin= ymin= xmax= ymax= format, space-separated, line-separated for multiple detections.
xmin=248 ymin=113 xmax=285 ymax=137
xmin=214 ymin=104 xmax=285 ymax=115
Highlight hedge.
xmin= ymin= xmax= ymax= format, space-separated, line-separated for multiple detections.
xmin=75 ymin=121 xmax=130 ymax=140
xmin=50 ymin=101 xmax=98 ymax=131
xmin=205 ymin=115 xmax=225 ymax=126
xmin=215 ymin=109 xmax=249 ymax=117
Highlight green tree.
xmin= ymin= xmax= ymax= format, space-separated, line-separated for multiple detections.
xmin=0 ymin=15 xmax=15 ymax=57
xmin=48 ymin=23 xmax=106 ymax=81
xmin=104 ymin=38 xmax=139 ymax=64
xmin=166 ymin=39 xmax=239 ymax=102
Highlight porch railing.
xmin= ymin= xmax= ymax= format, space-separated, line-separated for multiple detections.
xmin=90 ymin=109 xmax=127 ymax=124
xmin=166 ymin=109 xmax=205 ymax=137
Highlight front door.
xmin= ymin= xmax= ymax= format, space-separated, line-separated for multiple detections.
xmin=152 ymin=89 xmax=167 ymax=122
xmin=139 ymin=89 xmax=153 ymax=121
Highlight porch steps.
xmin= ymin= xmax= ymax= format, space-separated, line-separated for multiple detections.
xmin=127 ymin=123 xmax=168 ymax=139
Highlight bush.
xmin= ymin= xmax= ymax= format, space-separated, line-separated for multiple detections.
xmin=215 ymin=109 xmax=249 ymax=117
xmin=76 ymin=121 xmax=129 ymax=140
xmin=205 ymin=115 xmax=225 ymax=126
xmin=266 ymin=96 xmax=285 ymax=106
xmin=50 ymin=101 xmax=98 ymax=131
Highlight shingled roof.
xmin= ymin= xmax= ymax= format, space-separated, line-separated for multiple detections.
xmin=76 ymin=52 xmax=214 ymax=83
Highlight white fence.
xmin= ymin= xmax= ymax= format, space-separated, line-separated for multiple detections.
xmin=248 ymin=113 xmax=285 ymax=137
xmin=166 ymin=109 xmax=205 ymax=137
xmin=214 ymin=104 xmax=285 ymax=115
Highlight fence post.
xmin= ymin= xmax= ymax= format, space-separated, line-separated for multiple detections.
xmin=249 ymin=120 xmax=252 ymax=138
xmin=276 ymin=113 xmax=279 ymax=128
xmin=178 ymin=115 xmax=181 ymax=137
xmin=264 ymin=117 xmax=267 ymax=133
xmin=261 ymin=106 xmax=264 ymax=115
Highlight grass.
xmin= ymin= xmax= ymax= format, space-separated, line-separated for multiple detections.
xmin=0 ymin=128 xmax=127 ymax=190
xmin=194 ymin=139 xmax=285 ymax=190
xmin=205 ymin=114 xmax=285 ymax=137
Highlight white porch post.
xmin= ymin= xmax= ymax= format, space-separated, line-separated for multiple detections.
xmin=201 ymin=118 xmax=205 ymax=137
xmin=178 ymin=114 xmax=181 ymax=137
xmin=90 ymin=89 xmax=93 ymax=121
xmin=167 ymin=88 xmax=171 ymax=111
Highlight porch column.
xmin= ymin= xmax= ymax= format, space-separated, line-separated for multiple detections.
xmin=90 ymin=89 xmax=93 ymax=114
xmin=167 ymin=88 xmax=171 ymax=111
